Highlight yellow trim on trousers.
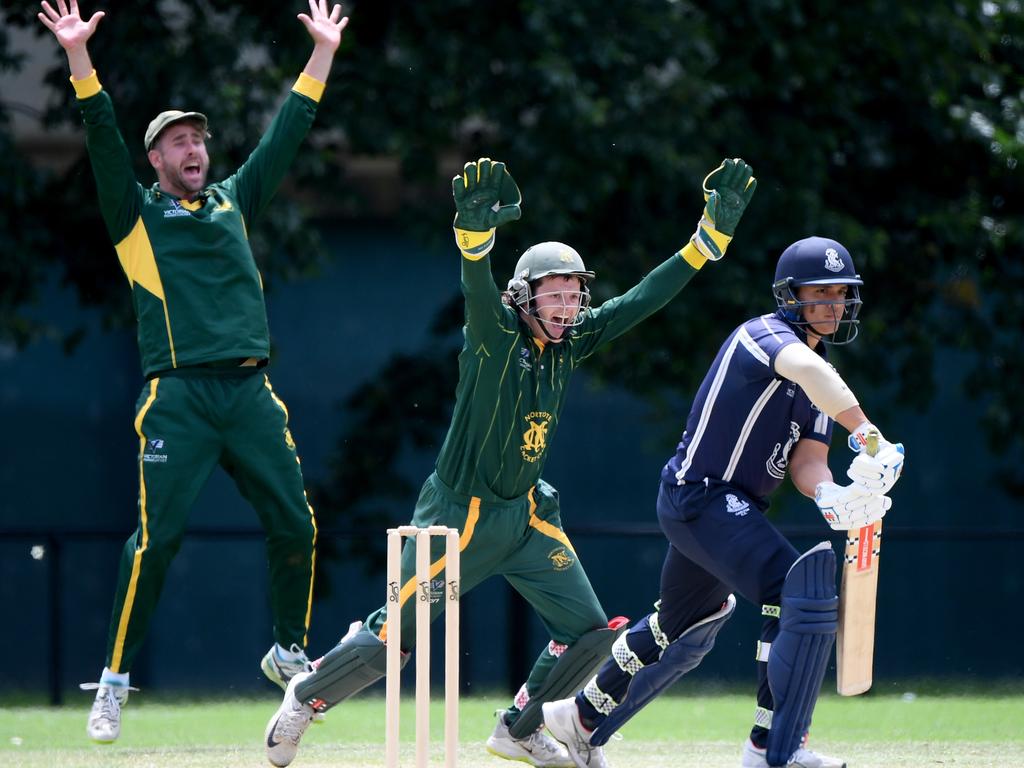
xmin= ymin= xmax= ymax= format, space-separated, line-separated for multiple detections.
xmin=526 ymin=487 xmax=576 ymax=554
xmin=304 ymin=498 xmax=317 ymax=647
xmin=111 ymin=378 xmax=160 ymax=672
xmin=264 ymin=374 xmax=316 ymax=644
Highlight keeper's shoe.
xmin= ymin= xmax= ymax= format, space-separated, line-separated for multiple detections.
xmin=261 ymin=643 xmax=313 ymax=691
xmin=740 ymin=738 xmax=847 ymax=767
xmin=485 ymin=709 xmax=574 ymax=768
xmin=541 ymin=698 xmax=609 ymax=768
xmin=265 ymin=670 xmax=315 ymax=767
xmin=80 ymin=681 xmax=135 ymax=743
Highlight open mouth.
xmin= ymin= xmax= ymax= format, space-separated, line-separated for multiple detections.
xmin=548 ymin=315 xmax=574 ymax=331
xmin=183 ymin=162 xmax=203 ymax=182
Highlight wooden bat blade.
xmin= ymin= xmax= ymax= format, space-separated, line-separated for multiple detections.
xmin=836 ymin=519 xmax=882 ymax=695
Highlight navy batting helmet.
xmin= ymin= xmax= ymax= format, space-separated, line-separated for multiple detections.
xmin=772 ymin=236 xmax=863 ymax=345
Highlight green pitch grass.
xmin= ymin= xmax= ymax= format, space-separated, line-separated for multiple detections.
xmin=1 ymin=687 xmax=1022 ymax=768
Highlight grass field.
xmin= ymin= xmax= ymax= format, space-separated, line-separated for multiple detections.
xmin=2 ymin=688 xmax=1023 ymax=768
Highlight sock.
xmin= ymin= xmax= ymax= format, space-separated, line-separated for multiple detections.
xmin=276 ymin=643 xmax=304 ymax=663
xmin=100 ymin=667 xmax=130 ymax=687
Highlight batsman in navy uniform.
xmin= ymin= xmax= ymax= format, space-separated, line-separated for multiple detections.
xmin=542 ymin=237 xmax=906 ymax=768
xmin=263 ymin=157 xmax=757 ymax=767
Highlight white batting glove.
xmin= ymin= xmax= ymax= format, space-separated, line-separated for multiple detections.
xmin=845 ymin=420 xmax=905 ymax=495
xmin=847 ymin=442 xmax=905 ymax=494
xmin=814 ymin=481 xmax=891 ymax=531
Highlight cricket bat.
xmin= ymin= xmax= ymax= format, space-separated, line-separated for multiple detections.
xmin=836 ymin=428 xmax=882 ymax=696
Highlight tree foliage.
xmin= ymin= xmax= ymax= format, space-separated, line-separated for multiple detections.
xmin=3 ymin=0 xmax=1022 ymax=557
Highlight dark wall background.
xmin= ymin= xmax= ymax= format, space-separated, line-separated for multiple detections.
xmin=1 ymin=227 xmax=1019 ymax=700
xmin=1 ymin=0 xmax=1022 ymax=700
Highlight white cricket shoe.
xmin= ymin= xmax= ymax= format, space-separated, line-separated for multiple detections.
xmin=265 ymin=671 xmax=315 ymax=767
xmin=261 ymin=643 xmax=313 ymax=691
xmin=741 ymin=738 xmax=846 ymax=767
xmin=541 ymin=698 xmax=609 ymax=768
xmin=485 ymin=709 xmax=574 ymax=767
xmin=80 ymin=681 xmax=135 ymax=743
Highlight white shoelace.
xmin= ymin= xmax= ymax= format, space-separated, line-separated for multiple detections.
xmin=92 ymin=688 xmax=119 ymax=722
xmin=276 ymin=704 xmax=313 ymax=744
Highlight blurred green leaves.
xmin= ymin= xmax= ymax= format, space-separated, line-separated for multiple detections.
xmin=2 ymin=0 xmax=1021 ymax=501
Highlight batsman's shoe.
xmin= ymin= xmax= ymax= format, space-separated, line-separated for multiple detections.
xmin=265 ymin=671 xmax=315 ymax=767
xmin=541 ymin=698 xmax=609 ymax=768
xmin=80 ymin=681 xmax=134 ymax=743
xmin=740 ymin=738 xmax=846 ymax=768
xmin=261 ymin=643 xmax=313 ymax=691
xmin=486 ymin=709 xmax=574 ymax=768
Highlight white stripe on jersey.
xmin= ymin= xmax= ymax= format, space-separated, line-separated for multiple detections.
xmin=738 ymin=326 xmax=770 ymax=366
xmin=814 ymin=407 xmax=829 ymax=436
xmin=723 ymin=378 xmax=782 ymax=482
xmin=675 ymin=331 xmax=742 ymax=482
xmin=759 ymin=314 xmax=786 ymax=344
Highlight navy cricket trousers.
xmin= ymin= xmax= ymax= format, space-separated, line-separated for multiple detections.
xmin=577 ymin=478 xmax=803 ymax=746
xmin=655 ymin=478 xmax=801 ymax=745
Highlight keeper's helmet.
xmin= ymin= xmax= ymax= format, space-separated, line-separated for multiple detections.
xmin=506 ymin=242 xmax=595 ymax=326
xmin=772 ymin=236 xmax=863 ymax=345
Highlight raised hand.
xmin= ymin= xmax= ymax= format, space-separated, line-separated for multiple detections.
xmin=451 ymin=158 xmax=522 ymax=259
xmin=702 ymin=158 xmax=757 ymax=237
xmin=37 ymin=0 xmax=104 ymax=51
xmin=298 ymin=0 xmax=349 ymax=52
xmin=689 ymin=157 xmax=757 ymax=262
xmin=453 ymin=158 xmax=522 ymax=232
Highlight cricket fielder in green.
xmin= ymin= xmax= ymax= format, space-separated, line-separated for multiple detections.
xmin=264 ymin=156 xmax=757 ymax=767
xmin=38 ymin=0 xmax=351 ymax=744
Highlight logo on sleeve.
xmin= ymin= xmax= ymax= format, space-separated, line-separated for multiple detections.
xmin=521 ymin=412 xmax=551 ymax=462
xmin=725 ymin=494 xmax=750 ymax=516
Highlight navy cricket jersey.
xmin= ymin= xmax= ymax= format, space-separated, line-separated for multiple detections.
xmin=662 ymin=312 xmax=834 ymax=503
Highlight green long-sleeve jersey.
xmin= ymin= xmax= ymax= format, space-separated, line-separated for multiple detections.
xmin=72 ymin=71 xmax=324 ymax=377
xmin=434 ymin=246 xmax=703 ymax=502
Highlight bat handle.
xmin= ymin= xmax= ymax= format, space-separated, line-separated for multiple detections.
xmin=865 ymin=427 xmax=880 ymax=457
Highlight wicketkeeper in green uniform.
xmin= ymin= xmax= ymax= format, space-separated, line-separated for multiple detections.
xmin=37 ymin=0 xmax=351 ymax=744
xmin=264 ymin=156 xmax=756 ymax=767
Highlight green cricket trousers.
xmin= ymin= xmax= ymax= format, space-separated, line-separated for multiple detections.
xmin=363 ymin=471 xmax=607 ymax=708
xmin=105 ymin=366 xmax=317 ymax=673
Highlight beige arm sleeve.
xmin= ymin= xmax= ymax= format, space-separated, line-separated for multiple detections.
xmin=774 ymin=342 xmax=859 ymax=418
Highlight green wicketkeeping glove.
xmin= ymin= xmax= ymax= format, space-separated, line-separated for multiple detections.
xmin=452 ymin=157 xmax=522 ymax=259
xmin=689 ymin=157 xmax=757 ymax=262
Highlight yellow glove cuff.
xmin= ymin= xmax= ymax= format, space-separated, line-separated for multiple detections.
xmin=454 ymin=226 xmax=496 ymax=261
xmin=678 ymin=242 xmax=707 ymax=270
xmin=690 ymin=216 xmax=732 ymax=262
xmin=71 ymin=70 xmax=102 ymax=100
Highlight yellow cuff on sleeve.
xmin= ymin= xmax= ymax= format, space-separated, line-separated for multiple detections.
xmin=679 ymin=241 xmax=707 ymax=270
xmin=690 ymin=218 xmax=732 ymax=262
xmin=293 ymin=72 xmax=326 ymax=103
xmin=71 ymin=70 xmax=102 ymax=100
xmin=454 ymin=227 xmax=496 ymax=261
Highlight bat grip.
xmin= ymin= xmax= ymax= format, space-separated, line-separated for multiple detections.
xmin=865 ymin=427 xmax=880 ymax=457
